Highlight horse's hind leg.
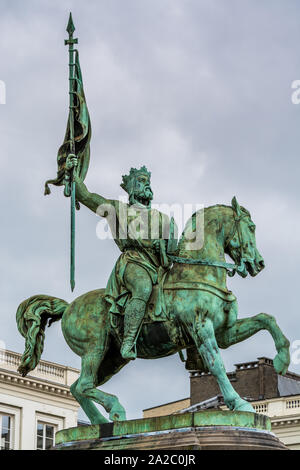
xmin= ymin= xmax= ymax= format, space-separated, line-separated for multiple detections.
xmin=190 ymin=318 xmax=254 ymax=412
xmin=70 ymin=378 xmax=108 ymax=425
xmin=72 ymin=349 xmax=126 ymax=424
xmin=216 ymin=314 xmax=290 ymax=375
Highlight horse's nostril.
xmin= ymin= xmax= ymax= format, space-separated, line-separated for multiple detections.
xmin=259 ymin=260 xmax=265 ymax=268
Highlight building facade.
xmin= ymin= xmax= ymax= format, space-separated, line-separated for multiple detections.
xmin=143 ymin=397 xmax=191 ymax=419
xmin=190 ymin=357 xmax=300 ymax=404
xmin=0 ymin=348 xmax=80 ymax=450
xmin=143 ymin=357 xmax=300 ymax=450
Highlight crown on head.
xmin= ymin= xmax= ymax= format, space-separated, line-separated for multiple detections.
xmin=120 ymin=166 xmax=151 ymax=194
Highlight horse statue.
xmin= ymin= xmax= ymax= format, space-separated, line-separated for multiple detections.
xmin=16 ymin=197 xmax=290 ymax=424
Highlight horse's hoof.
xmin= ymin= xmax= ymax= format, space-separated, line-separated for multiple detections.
xmin=274 ymin=351 xmax=290 ymax=376
xmin=233 ymin=398 xmax=255 ymax=413
xmin=109 ymin=406 xmax=126 ymax=422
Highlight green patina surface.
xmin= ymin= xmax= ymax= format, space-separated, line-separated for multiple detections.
xmin=56 ymin=424 xmax=100 ymax=444
xmin=112 ymin=413 xmax=193 ymax=437
xmin=55 ymin=411 xmax=271 ymax=446
xmin=193 ymin=410 xmax=270 ymax=430
xmin=16 ymin=195 xmax=291 ymax=424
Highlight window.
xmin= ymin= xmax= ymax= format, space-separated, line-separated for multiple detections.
xmin=0 ymin=414 xmax=12 ymax=450
xmin=36 ymin=422 xmax=55 ymax=450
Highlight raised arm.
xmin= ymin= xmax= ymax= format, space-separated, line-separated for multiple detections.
xmin=66 ymin=154 xmax=113 ymax=214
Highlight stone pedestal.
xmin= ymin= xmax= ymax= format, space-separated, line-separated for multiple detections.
xmin=54 ymin=410 xmax=287 ymax=450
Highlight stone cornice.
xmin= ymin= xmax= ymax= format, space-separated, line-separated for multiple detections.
xmin=271 ymin=416 xmax=300 ymax=427
xmin=0 ymin=367 xmax=76 ymax=401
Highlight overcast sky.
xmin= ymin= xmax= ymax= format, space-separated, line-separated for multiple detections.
xmin=1 ymin=0 xmax=300 ymax=421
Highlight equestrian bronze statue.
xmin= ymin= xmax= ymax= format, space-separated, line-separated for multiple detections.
xmin=16 ymin=14 xmax=290 ymax=425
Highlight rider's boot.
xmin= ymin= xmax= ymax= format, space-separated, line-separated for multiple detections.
xmin=121 ymin=298 xmax=146 ymax=360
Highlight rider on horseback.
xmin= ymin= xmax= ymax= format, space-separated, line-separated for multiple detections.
xmin=66 ymin=156 xmax=172 ymax=360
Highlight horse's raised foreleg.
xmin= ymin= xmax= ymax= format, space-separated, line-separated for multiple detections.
xmin=71 ymin=349 xmax=126 ymax=424
xmin=190 ymin=318 xmax=254 ymax=412
xmin=216 ymin=314 xmax=290 ymax=375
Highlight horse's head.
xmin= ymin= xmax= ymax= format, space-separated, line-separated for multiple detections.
xmin=225 ymin=197 xmax=265 ymax=278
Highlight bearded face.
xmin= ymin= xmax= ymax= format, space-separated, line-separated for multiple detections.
xmin=130 ymin=174 xmax=153 ymax=206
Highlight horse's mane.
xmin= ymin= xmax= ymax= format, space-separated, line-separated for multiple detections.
xmin=178 ymin=203 xmax=251 ymax=252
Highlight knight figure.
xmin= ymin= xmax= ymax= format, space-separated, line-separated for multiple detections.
xmin=66 ymin=155 xmax=173 ymax=359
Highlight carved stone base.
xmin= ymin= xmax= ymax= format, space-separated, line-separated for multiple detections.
xmin=54 ymin=410 xmax=287 ymax=450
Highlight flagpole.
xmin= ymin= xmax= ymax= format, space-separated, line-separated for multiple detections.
xmin=65 ymin=12 xmax=78 ymax=292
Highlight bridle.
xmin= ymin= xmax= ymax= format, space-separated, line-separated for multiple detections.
xmin=168 ymin=207 xmax=249 ymax=277
xmin=223 ymin=210 xmax=249 ymax=277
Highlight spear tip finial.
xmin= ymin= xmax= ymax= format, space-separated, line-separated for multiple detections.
xmin=66 ymin=12 xmax=75 ymax=35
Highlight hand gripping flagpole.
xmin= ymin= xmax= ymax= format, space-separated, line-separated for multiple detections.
xmin=64 ymin=13 xmax=78 ymax=292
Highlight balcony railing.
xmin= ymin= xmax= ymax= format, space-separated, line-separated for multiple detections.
xmin=286 ymin=399 xmax=300 ymax=409
xmin=253 ymin=403 xmax=268 ymax=414
xmin=0 ymin=349 xmax=78 ymax=386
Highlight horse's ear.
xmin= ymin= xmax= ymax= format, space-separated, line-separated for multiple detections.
xmin=231 ymin=196 xmax=242 ymax=216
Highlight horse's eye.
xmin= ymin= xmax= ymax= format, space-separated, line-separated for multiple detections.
xmin=249 ymin=225 xmax=256 ymax=233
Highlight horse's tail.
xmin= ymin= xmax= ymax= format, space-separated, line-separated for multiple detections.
xmin=16 ymin=295 xmax=69 ymax=377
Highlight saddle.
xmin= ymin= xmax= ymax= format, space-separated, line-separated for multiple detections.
xmin=110 ymin=269 xmax=237 ymax=327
